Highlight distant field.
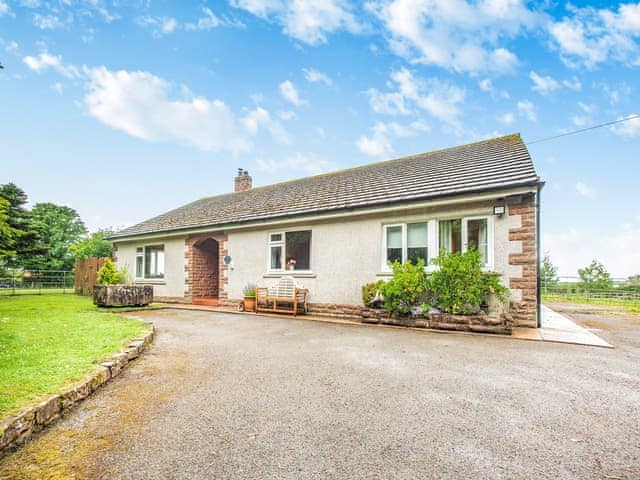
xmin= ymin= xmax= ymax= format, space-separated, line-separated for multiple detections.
xmin=542 ymin=293 xmax=640 ymax=314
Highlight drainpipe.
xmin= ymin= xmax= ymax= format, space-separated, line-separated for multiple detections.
xmin=536 ymin=182 xmax=543 ymax=328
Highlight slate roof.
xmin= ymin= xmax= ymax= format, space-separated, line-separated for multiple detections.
xmin=110 ymin=133 xmax=540 ymax=240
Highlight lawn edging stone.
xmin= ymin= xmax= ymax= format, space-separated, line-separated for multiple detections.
xmin=0 ymin=324 xmax=155 ymax=458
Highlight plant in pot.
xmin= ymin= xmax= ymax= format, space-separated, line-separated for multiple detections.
xmin=243 ymin=282 xmax=258 ymax=313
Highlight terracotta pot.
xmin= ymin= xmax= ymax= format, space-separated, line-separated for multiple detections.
xmin=244 ymin=296 xmax=256 ymax=312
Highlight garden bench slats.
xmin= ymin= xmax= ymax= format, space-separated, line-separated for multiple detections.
xmin=256 ymin=276 xmax=308 ymax=316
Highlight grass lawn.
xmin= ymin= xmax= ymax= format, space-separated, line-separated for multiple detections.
xmin=543 ymin=294 xmax=640 ymax=314
xmin=0 ymin=295 xmax=149 ymax=419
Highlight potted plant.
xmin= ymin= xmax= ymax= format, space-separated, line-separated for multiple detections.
xmin=93 ymin=259 xmax=153 ymax=307
xmin=243 ymin=282 xmax=258 ymax=312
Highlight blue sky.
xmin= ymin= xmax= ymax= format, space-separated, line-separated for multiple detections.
xmin=1 ymin=0 xmax=639 ymax=277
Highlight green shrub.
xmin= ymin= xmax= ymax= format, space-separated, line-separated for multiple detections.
xmin=380 ymin=260 xmax=428 ymax=316
xmin=429 ymin=250 xmax=508 ymax=315
xmin=96 ymin=258 xmax=127 ymax=285
xmin=361 ymin=280 xmax=385 ymax=306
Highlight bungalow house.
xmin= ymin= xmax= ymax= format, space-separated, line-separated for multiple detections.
xmin=109 ymin=133 xmax=543 ymax=327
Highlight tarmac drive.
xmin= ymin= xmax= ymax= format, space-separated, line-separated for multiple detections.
xmin=1 ymin=307 xmax=639 ymax=479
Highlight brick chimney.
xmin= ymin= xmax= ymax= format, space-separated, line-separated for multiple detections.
xmin=234 ymin=168 xmax=252 ymax=192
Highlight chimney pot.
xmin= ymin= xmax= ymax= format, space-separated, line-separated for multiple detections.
xmin=234 ymin=168 xmax=252 ymax=192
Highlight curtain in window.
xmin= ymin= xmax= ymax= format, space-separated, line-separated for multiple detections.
xmin=386 ymin=226 xmax=403 ymax=264
xmin=439 ymin=220 xmax=451 ymax=253
xmin=467 ymin=219 xmax=488 ymax=264
xmin=407 ymin=222 xmax=428 ymax=264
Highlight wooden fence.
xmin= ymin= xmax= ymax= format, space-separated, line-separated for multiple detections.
xmin=74 ymin=257 xmax=106 ymax=295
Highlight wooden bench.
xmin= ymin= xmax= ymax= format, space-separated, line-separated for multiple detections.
xmin=256 ymin=277 xmax=308 ymax=316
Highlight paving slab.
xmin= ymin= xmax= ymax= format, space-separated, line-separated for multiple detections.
xmin=538 ymin=304 xmax=613 ymax=348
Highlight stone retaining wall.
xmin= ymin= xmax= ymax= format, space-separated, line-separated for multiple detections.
xmin=0 ymin=327 xmax=155 ymax=458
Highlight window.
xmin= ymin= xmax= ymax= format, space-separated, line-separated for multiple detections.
xmin=269 ymin=231 xmax=311 ymax=271
xmin=466 ymin=218 xmax=488 ymax=265
xmin=383 ymin=222 xmax=429 ymax=267
xmin=135 ymin=245 xmax=165 ymax=279
xmin=438 ymin=219 xmax=462 ymax=254
xmin=382 ymin=216 xmax=492 ymax=271
xmin=438 ymin=217 xmax=491 ymax=266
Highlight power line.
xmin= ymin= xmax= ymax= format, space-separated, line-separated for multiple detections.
xmin=526 ymin=114 xmax=640 ymax=145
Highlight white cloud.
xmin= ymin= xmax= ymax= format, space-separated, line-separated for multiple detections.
xmin=498 ymin=112 xmax=515 ymax=125
xmin=516 ymin=100 xmax=536 ymax=122
xmin=279 ymin=80 xmax=307 ymax=106
xmin=365 ymin=68 xmax=464 ymax=127
xmin=138 ymin=16 xmax=179 ymax=36
xmin=549 ymin=3 xmax=640 ymax=68
xmin=479 ymin=78 xmax=493 ymax=92
xmin=231 ymin=0 xmax=361 ymax=45
xmin=576 ymin=181 xmax=595 ymax=199
xmin=367 ymin=0 xmax=539 ymax=74
xmin=478 ymin=77 xmax=509 ymax=99
xmin=0 ymin=0 xmax=10 ymax=17
xmin=83 ymin=66 xmax=250 ymax=152
xmin=302 ymin=67 xmax=332 ymax=86
xmin=5 ymin=40 xmax=18 ymax=54
xmin=365 ymin=88 xmax=410 ymax=115
xmin=241 ymin=106 xmax=293 ymax=144
xmin=356 ymin=120 xmax=429 ymax=157
xmin=185 ymin=7 xmax=244 ymax=31
xmin=23 ymin=53 xmax=80 ymax=78
xmin=51 ymin=82 xmax=63 ymax=94
xmin=571 ymin=102 xmax=594 ymax=127
xmin=563 ymin=76 xmax=582 ymax=91
xmin=185 ymin=7 xmax=221 ymax=30
xmin=33 ymin=13 xmax=69 ymax=29
xmin=257 ymin=152 xmax=334 ymax=175
xmin=610 ymin=113 xmax=640 ymax=137
xmin=278 ymin=110 xmax=296 ymax=120
xmin=529 ymin=71 xmax=560 ymax=95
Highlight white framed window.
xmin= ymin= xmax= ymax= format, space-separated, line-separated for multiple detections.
xmin=437 ymin=216 xmax=492 ymax=267
xmin=381 ymin=216 xmax=493 ymax=271
xmin=135 ymin=245 xmax=165 ymax=279
xmin=268 ymin=230 xmax=312 ymax=272
xmin=382 ymin=221 xmax=430 ymax=270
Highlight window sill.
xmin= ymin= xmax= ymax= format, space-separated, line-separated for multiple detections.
xmin=135 ymin=279 xmax=166 ymax=285
xmin=263 ymin=272 xmax=317 ymax=279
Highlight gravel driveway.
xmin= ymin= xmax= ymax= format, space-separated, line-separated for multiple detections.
xmin=1 ymin=308 xmax=639 ymax=479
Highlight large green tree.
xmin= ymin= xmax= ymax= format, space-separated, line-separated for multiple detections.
xmin=0 ymin=197 xmax=23 ymax=262
xmin=0 ymin=183 xmax=30 ymax=265
xmin=69 ymin=229 xmax=114 ymax=260
xmin=578 ymin=259 xmax=613 ymax=292
xmin=23 ymin=203 xmax=87 ymax=271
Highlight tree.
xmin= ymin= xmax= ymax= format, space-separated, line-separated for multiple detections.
xmin=69 ymin=229 xmax=114 ymax=260
xmin=578 ymin=259 xmax=613 ymax=291
xmin=22 ymin=203 xmax=87 ymax=271
xmin=540 ymin=252 xmax=558 ymax=291
xmin=0 ymin=183 xmax=30 ymax=266
xmin=0 ymin=197 xmax=23 ymax=262
xmin=627 ymin=274 xmax=640 ymax=286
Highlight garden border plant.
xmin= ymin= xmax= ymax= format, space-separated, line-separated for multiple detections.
xmin=359 ymin=250 xmax=512 ymax=334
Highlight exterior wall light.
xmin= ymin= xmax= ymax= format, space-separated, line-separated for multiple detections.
xmin=493 ymin=205 xmax=506 ymax=216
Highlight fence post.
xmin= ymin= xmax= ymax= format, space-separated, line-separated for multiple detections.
xmin=12 ymin=271 xmax=15 ymax=296
xmin=63 ymin=271 xmax=67 ymax=294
